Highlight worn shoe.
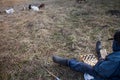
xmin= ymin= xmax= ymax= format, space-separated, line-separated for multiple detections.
xmin=96 ymin=41 xmax=102 ymax=59
xmin=52 ymin=55 xmax=68 ymax=66
xmin=96 ymin=41 xmax=102 ymax=53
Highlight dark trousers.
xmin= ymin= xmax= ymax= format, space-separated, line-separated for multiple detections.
xmin=68 ymin=50 xmax=103 ymax=76
xmin=68 ymin=59 xmax=97 ymax=76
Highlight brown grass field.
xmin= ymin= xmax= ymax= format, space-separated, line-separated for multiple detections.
xmin=0 ymin=0 xmax=120 ymax=80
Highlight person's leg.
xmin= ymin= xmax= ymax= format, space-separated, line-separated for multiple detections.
xmin=52 ymin=56 xmax=97 ymax=76
xmin=96 ymin=41 xmax=102 ymax=60
xmin=68 ymin=59 xmax=97 ymax=76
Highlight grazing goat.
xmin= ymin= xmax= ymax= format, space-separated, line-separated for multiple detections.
xmin=29 ymin=3 xmax=45 ymax=11
xmin=29 ymin=4 xmax=40 ymax=11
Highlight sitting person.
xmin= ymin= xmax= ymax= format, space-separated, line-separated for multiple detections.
xmin=52 ymin=30 xmax=120 ymax=80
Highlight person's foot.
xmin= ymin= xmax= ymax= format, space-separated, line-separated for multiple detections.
xmin=96 ymin=41 xmax=102 ymax=59
xmin=52 ymin=56 xmax=68 ymax=66
xmin=96 ymin=41 xmax=102 ymax=53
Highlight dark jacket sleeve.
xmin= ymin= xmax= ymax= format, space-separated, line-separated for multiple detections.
xmin=94 ymin=60 xmax=119 ymax=78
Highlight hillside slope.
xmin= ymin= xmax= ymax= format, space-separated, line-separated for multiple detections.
xmin=0 ymin=0 xmax=120 ymax=80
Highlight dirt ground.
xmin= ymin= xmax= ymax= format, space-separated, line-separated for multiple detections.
xmin=0 ymin=0 xmax=120 ymax=80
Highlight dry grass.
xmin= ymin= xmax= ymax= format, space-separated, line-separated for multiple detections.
xmin=0 ymin=0 xmax=27 ymax=7
xmin=0 ymin=0 xmax=120 ymax=80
